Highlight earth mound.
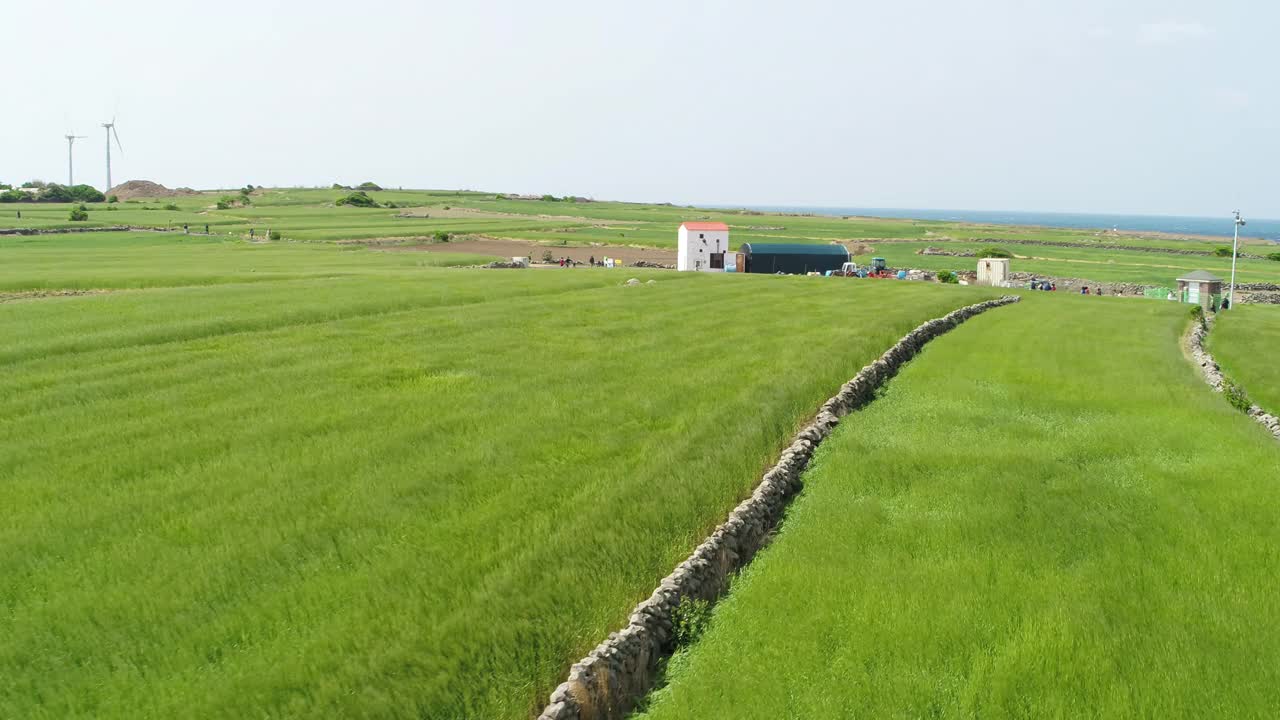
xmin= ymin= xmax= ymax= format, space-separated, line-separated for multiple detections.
xmin=108 ymin=180 xmax=200 ymax=201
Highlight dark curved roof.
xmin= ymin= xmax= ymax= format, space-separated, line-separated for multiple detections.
xmin=739 ymin=243 xmax=850 ymax=257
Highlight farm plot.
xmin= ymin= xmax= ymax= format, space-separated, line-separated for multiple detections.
xmin=0 ymin=270 xmax=993 ymax=719
xmin=1209 ymin=304 xmax=1280 ymax=415
xmin=641 ymin=295 xmax=1280 ymax=719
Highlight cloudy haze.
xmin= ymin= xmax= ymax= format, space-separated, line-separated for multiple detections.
xmin=4 ymin=0 xmax=1276 ymax=216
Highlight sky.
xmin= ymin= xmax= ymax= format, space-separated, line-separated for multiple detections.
xmin=3 ymin=0 xmax=1276 ymax=217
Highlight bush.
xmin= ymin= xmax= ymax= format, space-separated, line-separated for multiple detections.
xmin=433 ymin=230 xmax=451 ymax=243
xmin=108 ymin=195 xmax=118 ymax=203
xmin=21 ymin=180 xmax=46 ymax=189
xmin=672 ymin=597 xmax=712 ymax=647
xmin=68 ymin=207 xmax=88 ymax=221
xmin=384 ymin=201 xmax=398 ymax=209
xmin=977 ymin=247 xmax=1013 ymax=259
xmin=164 ymin=203 xmax=180 ymax=211
xmin=336 ymin=191 xmax=379 ymax=208
xmin=1222 ymin=377 xmax=1252 ymax=413
xmin=268 ymin=230 xmax=281 ymax=241
xmin=1214 ymin=247 xmax=1233 ymax=257
xmin=540 ymin=194 xmax=559 ymax=202
xmin=0 ymin=189 xmax=26 ymax=203
xmin=541 ymin=250 xmax=554 ymax=263
xmin=1267 ymin=253 xmax=1280 ymax=262
xmin=356 ymin=181 xmax=383 ymax=192
xmin=937 ymin=270 xmax=958 ymax=284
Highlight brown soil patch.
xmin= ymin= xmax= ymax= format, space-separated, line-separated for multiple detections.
xmin=1 ymin=289 xmax=108 ymax=303
xmin=108 ymin=180 xmax=200 ymax=201
xmin=376 ymin=236 xmax=675 ymax=266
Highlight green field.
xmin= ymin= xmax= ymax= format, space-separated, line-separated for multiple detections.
xmin=4 ymin=187 xmax=1278 ymax=293
xmin=1210 ymin=305 xmax=1280 ymax=414
xmin=641 ymin=296 xmax=1280 ymax=718
xmin=3 ymin=190 xmax=1278 ymax=718
xmin=0 ymin=254 xmax=996 ymax=718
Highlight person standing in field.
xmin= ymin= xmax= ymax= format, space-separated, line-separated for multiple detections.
xmin=589 ymin=255 xmax=595 ymax=267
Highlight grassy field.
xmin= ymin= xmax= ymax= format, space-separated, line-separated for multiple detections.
xmin=640 ymin=295 xmax=1280 ymax=718
xmin=5 ymin=187 xmax=1278 ymax=293
xmin=1209 ymin=305 xmax=1280 ymax=414
xmin=855 ymin=241 xmax=1280 ymax=286
xmin=0 ymin=260 xmax=995 ymax=718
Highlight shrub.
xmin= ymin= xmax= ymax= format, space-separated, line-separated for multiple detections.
xmin=0 ymin=183 xmax=10 ymax=190
xmin=1267 ymin=253 xmax=1280 ymax=262
xmin=108 ymin=195 xmax=119 ymax=203
xmin=356 ymin=181 xmax=383 ymax=192
xmin=1214 ymin=247 xmax=1233 ymax=257
xmin=336 ymin=191 xmax=379 ymax=208
xmin=540 ymin=194 xmax=559 ymax=202
xmin=164 ymin=203 xmax=180 ymax=211
xmin=0 ymin=189 xmax=25 ymax=203
xmin=541 ymin=250 xmax=554 ymax=263
xmin=37 ymin=184 xmax=74 ymax=202
xmin=937 ymin=270 xmax=958 ymax=284
xmin=977 ymin=247 xmax=1013 ymax=259
xmin=1222 ymin=377 xmax=1252 ymax=413
xmin=384 ymin=201 xmax=398 ymax=209
xmin=68 ymin=207 xmax=88 ymax=221
xmin=216 ymin=197 xmax=233 ymax=210
xmin=433 ymin=230 xmax=451 ymax=243
xmin=21 ymin=180 xmax=46 ymax=189
xmin=672 ymin=597 xmax=712 ymax=648
xmin=268 ymin=230 xmax=282 ymax=241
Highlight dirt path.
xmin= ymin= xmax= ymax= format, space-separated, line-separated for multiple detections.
xmin=377 ymin=237 xmax=676 ymax=266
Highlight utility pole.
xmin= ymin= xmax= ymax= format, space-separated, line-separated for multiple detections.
xmin=1228 ymin=210 xmax=1246 ymax=308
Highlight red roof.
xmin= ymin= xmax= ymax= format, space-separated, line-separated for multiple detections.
xmin=680 ymin=222 xmax=729 ymax=231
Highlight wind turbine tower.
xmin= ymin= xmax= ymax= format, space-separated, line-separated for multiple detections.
xmin=101 ymin=119 xmax=122 ymax=193
xmin=64 ymin=134 xmax=87 ymax=185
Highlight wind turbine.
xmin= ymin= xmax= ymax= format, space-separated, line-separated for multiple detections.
xmin=64 ymin=133 xmax=87 ymax=185
xmin=101 ymin=118 xmax=122 ymax=193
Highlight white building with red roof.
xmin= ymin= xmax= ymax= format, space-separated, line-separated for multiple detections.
xmin=677 ymin=221 xmax=730 ymax=272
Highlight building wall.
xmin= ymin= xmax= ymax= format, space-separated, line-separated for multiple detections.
xmin=677 ymin=228 xmax=730 ymax=272
xmin=976 ymin=258 xmax=1010 ymax=286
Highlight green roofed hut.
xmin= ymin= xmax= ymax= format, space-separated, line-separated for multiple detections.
xmin=738 ymin=243 xmax=850 ymax=275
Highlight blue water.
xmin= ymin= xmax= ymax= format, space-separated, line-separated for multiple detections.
xmin=741 ymin=206 xmax=1280 ymax=242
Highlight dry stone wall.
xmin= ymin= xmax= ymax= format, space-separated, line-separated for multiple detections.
xmin=1187 ymin=319 xmax=1280 ymax=440
xmin=537 ymin=294 xmax=1022 ymax=720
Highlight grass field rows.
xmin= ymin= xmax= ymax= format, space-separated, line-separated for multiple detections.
xmin=3 ymin=189 xmax=1279 ymax=718
xmin=640 ymin=296 xmax=1280 ymax=718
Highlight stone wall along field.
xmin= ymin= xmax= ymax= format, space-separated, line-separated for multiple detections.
xmin=538 ymin=295 xmax=1023 ymax=720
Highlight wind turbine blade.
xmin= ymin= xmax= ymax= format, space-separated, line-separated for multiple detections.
xmin=112 ymin=126 xmax=123 ymax=152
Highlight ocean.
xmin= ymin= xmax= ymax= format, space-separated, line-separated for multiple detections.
xmin=740 ymin=206 xmax=1280 ymax=242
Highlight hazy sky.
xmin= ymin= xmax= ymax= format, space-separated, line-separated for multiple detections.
xmin=4 ymin=0 xmax=1276 ymax=216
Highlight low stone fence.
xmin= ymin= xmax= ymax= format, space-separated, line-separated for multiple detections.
xmin=537 ymin=295 xmax=1022 ymax=720
xmin=1187 ymin=319 xmax=1280 ymax=440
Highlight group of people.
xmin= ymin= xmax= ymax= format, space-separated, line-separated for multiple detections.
xmin=1079 ymin=285 xmax=1104 ymax=296
xmin=1029 ymin=279 xmax=1057 ymax=291
xmin=558 ymin=255 xmax=616 ymax=268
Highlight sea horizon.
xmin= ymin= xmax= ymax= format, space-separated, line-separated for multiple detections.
xmin=726 ymin=205 xmax=1280 ymax=242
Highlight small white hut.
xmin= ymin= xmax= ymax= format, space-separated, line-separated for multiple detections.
xmin=677 ymin=222 xmax=730 ymax=272
xmin=977 ymin=258 xmax=1010 ymax=286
